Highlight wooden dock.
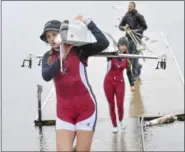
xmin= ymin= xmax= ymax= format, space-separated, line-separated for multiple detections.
xmin=34 ymin=32 xmax=184 ymax=150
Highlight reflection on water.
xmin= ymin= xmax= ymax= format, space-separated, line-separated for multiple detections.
xmin=36 ymin=126 xmax=56 ymax=151
xmin=112 ymin=134 xmax=118 ymax=151
xmin=111 ymin=133 xmax=127 ymax=151
xmin=129 ymin=78 xmax=145 ymax=117
xmin=36 ymin=126 xmax=48 ymax=152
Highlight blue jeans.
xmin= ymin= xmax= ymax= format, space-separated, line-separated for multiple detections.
xmin=128 ymin=39 xmax=142 ymax=78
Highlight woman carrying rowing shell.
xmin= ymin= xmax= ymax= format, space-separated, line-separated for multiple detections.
xmin=103 ymin=37 xmax=135 ymax=133
xmin=40 ymin=16 xmax=109 ymax=151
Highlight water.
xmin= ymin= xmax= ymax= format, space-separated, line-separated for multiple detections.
xmin=2 ymin=1 xmax=184 ymax=151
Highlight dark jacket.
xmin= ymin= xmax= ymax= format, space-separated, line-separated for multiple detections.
xmin=119 ymin=10 xmax=147 ymax=39
xmin=41 ymin=21 xmax=109 ymax=82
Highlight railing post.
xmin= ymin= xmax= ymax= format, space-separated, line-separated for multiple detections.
xmin=37 ymin=85 xmax=43 ymax=126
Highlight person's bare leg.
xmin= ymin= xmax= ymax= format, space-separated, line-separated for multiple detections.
xmin=56 ymin=129 xmax=75 ymax=151
xmin=75 ymin=130 xmax=94 ymax=152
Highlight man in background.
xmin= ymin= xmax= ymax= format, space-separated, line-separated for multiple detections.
xmin=119 ymin=1 xmax=147 ymax=80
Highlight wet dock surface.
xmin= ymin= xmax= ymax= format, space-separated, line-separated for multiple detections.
xmin=145 ymin=121 xmax=184 ymax=151
xmin=34 ymin=32 xmax=184 ymax=151
xmin=34 ymin=120 xmax=184 ymax=151
xmin=91 ymin=118 xmax=143 ymax=151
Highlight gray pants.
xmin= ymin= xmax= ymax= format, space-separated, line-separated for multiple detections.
xmin=128 ymin=39 xmax=142 ymax=78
